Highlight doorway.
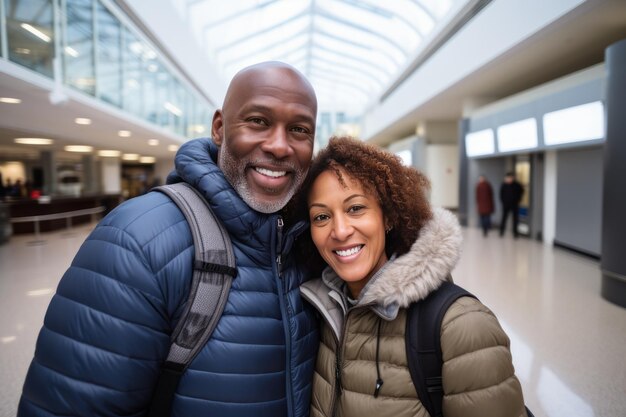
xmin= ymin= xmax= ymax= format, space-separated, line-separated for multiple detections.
xmin=514 ymin=156 xmax=531 ymax=236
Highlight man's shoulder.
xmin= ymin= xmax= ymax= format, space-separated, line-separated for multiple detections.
xmin=100 ymin=191 xmax=188 ymax=240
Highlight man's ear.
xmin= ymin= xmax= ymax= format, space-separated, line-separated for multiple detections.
xmin=212 ymin=109 xmax=224 ymax=146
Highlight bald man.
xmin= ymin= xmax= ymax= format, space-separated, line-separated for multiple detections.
xmin=19 ymin=62 xmax=320 ymax=417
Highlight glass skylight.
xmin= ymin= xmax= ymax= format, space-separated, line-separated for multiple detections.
xmin=180 ymin=0 xmax=466 ymax=116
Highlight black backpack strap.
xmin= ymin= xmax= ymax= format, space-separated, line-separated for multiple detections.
xmin=405 ymin=281 xmax=476 ymax=417
xmin=149 ymin=183 xmax=237 ymax=417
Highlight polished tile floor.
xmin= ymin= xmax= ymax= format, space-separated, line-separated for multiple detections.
xmin=0 ymin=224 xmax=625 ymax=417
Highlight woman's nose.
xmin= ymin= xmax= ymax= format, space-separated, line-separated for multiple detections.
xmin=330 ymin=215 xmax=354 ymax=241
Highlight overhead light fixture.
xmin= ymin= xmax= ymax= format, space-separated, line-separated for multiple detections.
xmin=543 ymin=101 xmax=605 ymax=145
xmin=164 ymin=102 xmax=182 ymax=117
xmin=98 ymin=150 xmax=121 ymax=157
xmin=65 ymin=46 xmax=79 ymax=57
xmin=189 ymin=124 xmax=206 ymax=134
xmin=20 ymin=23 xmax=51 ymax=43
xmin=1 ymin=336 xmax=17 ymax=344
xmin=15 ymin=48 xmax=31 ymax=54
xmin=75 ymin=117 xmax=91 ymax=125
xmin=465 ymin=129 xmax=495 ymax=157
xmin=14 ymin=137 xmax=54 ymax=145
xmin=27 ymin=288 xmax=54 ymax=296
xmin=75 ymin=78 xmax=95 ymax=87
xmin=497 ymin=118 xmax=538 ymax=152
xmin=168 ymin=145 xmax=179 ymax=152
xmin=118 ymin=130 xmax=132 ymax=137
xmin=148 ymin=139 xmax=159 ymax=146
xmin=122 ymin=153 xmax=140 ymax=161
xmin=64 ymin=145 xmax=93 ymax=153
xmin=139 ymin=156 xmax=156 ymax=164
xmin=0 ymin=97 xmax=22 ymax=104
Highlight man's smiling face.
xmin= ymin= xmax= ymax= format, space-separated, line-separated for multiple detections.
xmin=212 ymin=64 xmax=317 ymax=213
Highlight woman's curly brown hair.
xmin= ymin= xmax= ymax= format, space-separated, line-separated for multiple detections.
xmin=292 ymin=136 xmax=432 ymax=276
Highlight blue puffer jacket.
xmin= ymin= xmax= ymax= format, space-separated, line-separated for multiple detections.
xmin=18 ymin=138 xmax=319 ymax=417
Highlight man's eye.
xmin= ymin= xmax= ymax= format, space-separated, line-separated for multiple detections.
xmin=249 ymin=117 xmax=267 ymax=125
xmin=290 ymin=126 xmax=309 ymax=134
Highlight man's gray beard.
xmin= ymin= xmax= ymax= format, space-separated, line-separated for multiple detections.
xmin=219 ymin=144 xmax=307 ymax=214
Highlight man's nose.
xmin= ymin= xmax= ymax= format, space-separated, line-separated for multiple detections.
xmin=261 ymin=127 xmax=293 ymax=159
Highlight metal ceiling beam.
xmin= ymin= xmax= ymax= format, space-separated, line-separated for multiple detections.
xmin=213 ymin=11 xmax=308 ymax=52
xmin=315 ymin=8 xmax=409 ymax=56
xmin=409 ymin=0 xmax=437 ymax=22
xmin=312 ymin=42 xmax=393 ymax=77
xmin=220 ymin=31 xmax=309 ymax=67
xmin=305 ymin=0 xmax=317 ymax=78
xmin=194 ymin=0 xmax=282 ymax=29
xmin=315 ymin=28 xmax=403 ymax=67
xmin=338 ymin=0 xmax=425 ymax=38
xmin=310 ymin=56 xmax=385 ymax=88
xmin=310 ymin=76 xmax=370 ymax=102
xmin=309 ymin=69 xmax=372 ymax=96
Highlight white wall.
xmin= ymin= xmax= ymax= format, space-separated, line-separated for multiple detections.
xmin=543 ymin=151 xmax=557 ymax=246
xmin=0 ymin=162 xmax=26 ymax=183
xmin=362 ymin=0 xmax=586 ymax=140
xmin=154 ymin=156 xmax=175 ymax=185
xmin=101 ymin=158 xmax=121 ymax=194
xmin=426 ymin=145 xmax=459 ymax=209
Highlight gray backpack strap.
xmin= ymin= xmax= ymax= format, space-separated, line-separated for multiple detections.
xmin=149 ymin=182 xmax=237 ymax=417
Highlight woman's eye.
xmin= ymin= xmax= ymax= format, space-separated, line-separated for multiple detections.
xmin=348 ymin=205 xmax=365 ymax=213
xmin=312 ymin=213 xmax=329 ymax=222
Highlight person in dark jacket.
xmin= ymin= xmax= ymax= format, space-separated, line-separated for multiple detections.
xmin=499 ymin=172 xmax=524 ymax=238
xmin=18 ymin=62 xmax=320 ymax=417
xmin=476 ymin=175 xmax=494 ymax=236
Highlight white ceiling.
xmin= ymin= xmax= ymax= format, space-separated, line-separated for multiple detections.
xmin=0 ymin=63 xmax=186 ymax=160
xmin=181 ymin=0 xmax=467 ymax=115
xmin=1 ymin=0 xmax=626 ymax=157
xmin=366 ymin=0 xmax=626 ymax=145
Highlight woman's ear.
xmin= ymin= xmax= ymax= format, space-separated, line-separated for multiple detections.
xmin=384 ymin=219 xmax=393 ymax=233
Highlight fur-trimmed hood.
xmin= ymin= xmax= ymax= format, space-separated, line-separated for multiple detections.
xmin=360 ymin=207 xmax=462 ymax=308
xmin=301 ymin=208 xmax=462 ymax=329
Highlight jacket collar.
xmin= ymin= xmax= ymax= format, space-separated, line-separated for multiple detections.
xmin=359 ymin=207 xmax=461 ymax=308
xmin=167 ymin=137 xmax=305 ymax=253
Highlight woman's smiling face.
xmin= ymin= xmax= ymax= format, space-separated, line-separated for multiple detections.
xmin=308 ymin=169 xmax=388 ymax=298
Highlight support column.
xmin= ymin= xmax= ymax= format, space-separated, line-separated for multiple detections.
xmin=601 ymin=39 xmax=626 ymax=308
xmin=82 ymin=155 xmax=98 ymax=194
xmin=41 ymin=150 xmax=57 ymax=196
xmin=457 ymin=118 xmax=470 ymax=226
xmin=100 ymin=157 xmax=121 ymax=194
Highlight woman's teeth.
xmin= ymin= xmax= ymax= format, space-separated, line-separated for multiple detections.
xmin=335 ymin=245 xmax=363 ymax=257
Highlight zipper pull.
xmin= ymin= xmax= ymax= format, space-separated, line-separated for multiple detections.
xmin=335 ymin=349 xmax=343 ymax=397
xmin=276 ymin=217 xmax=284 ymax=278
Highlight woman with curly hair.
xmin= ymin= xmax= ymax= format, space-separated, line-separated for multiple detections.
xmin=297 ymin=136 xmax=528 ymax=417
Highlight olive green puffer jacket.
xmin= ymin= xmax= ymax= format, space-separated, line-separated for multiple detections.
xmin=301 ymin=208 xmax=527 ymax=417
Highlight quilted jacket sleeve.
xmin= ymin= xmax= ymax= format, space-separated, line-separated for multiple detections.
xmin=440 ymin=296 xmax=527 ymax=417
xmin=18 ymin=192 xmax=193 ymax=417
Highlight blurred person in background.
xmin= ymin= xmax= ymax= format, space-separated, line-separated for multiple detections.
xmin=499 ymin=172 xmax=524 ymax=238
xmin=476 ymin=175 xmax=495 ymax=237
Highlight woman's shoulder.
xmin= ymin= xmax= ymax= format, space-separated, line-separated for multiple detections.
xmin=440 ymin=296 xmax=511 ymax=360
